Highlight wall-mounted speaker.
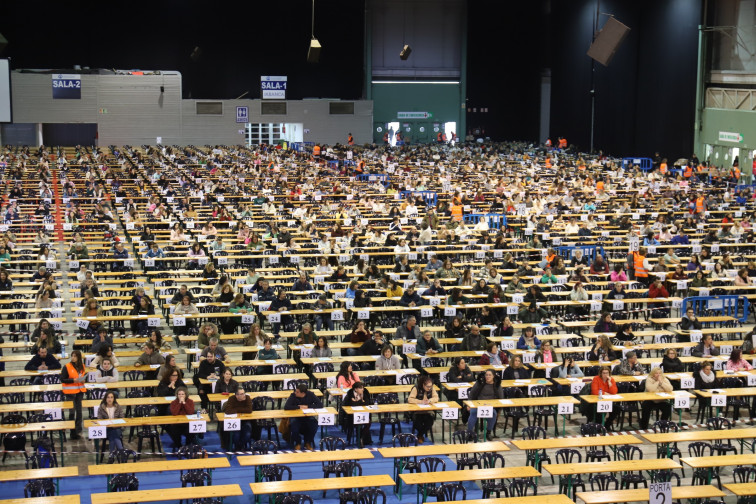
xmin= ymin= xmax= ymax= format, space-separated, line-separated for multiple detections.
xmin=307 ymin=38 xmax=321 ymax=63
xmin=587 ymin=17 xmax=630 ymax=67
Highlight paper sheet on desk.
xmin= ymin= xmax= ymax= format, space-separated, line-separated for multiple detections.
xmin=165 ymin=396 xmax=176 ymax=401
xmin=302 ymin=408 xmax=316 ymax=414
xmin=416 ymin=404 xmax=432 ymax=408
xmin=435 ymin=403 xmax=449 ymax=408
xmin=315 ymin=408 xmax=328 ymax=413
xmin=351 ymin=406 xmax=365 ymax=411
xmin=603 ymin=394 xmax=623 ymax=399
xmin=385 ymin=370 xmax=398 ymax=374
xmin=656 ymin=393 xmax=673 ymax=398
xmin=499 ymin=399 xmax=514 ymax=405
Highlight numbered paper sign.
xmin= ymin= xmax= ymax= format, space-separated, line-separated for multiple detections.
xmin=650 ymin=481 xmax=672 ymax=504
xmin=147 ymin=318 xmax=160 ymax=327
xmin=591 ymin=301 xmax=602 ymax=312
xmin=241 ymin=314 xmax=255 ymax=324
xmin=458 ymin=387 xmax=470 ymax=399
xmin=420 ymin=307 xmax=433 ymax=318
xmin=558 ymin=402 xmax=574 ymax=415
xmin=521 ymin=352 xmax=535 ymax=364
xmin=680 ymin=376 xmax=695 ymax=389
xmin=51 ymin=321 xmax=63 ymax=330
xmin=268 ymin=313 xmax=281 ymax=323
xmin=512 ymin=294 xmax=524 ymax=304
xmin=299 ymin=347 xmax=312 ymax=358
xmin=747 ymin=374 xmax=756 ymax=387
xmin=326 ymin=376 xmax=337 ymax=388
xmin=444 ymin=307 xmax=457 ymax=317
xmin=44 ymin=408 xmax=62 ymax=420
xmin=224 ymin=418 xmax=241 ymax=431
xmin=442 ymin=408 xmax=458 ymax=420
xmin=353 ymin=412 xmax=370 ymax=425
xmin=46 ymin=260 xmax=56 ymax=270
xmin=710 ymin=393 xmax=726 ymax=407
xmin=507 ymin=305 xmax=519 ymax=315
xmin=689 ymin=331 xmax=702 ymax=343
xmin=429 ymin=297 xmax=441 ymax=307
xmin=144 ymin=258 xmax=155 ymax=268
xmin=673 ymin=395 xmax=690 ymax=409
xmin=402 ymin=343 xmax=416 ymax=354
xmin=76 ymin=319 xmax=90 ymax=330
xmin=331 ymin=310 xmax=344 ymax=321
xmin=88 ymin=426 xmax=106 ymax=439
xmin=478 ymin=405 xmax=494 ymax=418
xmin=69 ymin=260 xmax=79 ymax=270
xmin=570 ymin=381 xmax=584 ymax=394
xmin=612 ymin=300 xmax=624 ymax=311
xmin=172 ymin=316 xmax=186 ymax=327
xmin=500 ymin=339 xmax=515 ymax=350
xmin=493 ymin=250 xmax=503 ymax=258
xmin=318 ymin=413 xmax=335 ymax=426
xmin=189 ymin=420 xmax=207 ymax=433
xmin=596 ymin=400 xmax=613 ymax=413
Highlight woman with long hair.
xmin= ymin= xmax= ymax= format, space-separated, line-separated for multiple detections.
xmin=61 ymin=350 xmax=86 ymax=439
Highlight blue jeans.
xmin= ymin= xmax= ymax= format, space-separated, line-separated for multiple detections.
xmin=314 ymin=315 xmax=334 ymax=331
xmin=107 ymin=427 xmax=124 ymax=452
xmin=231 ymin=421 xmax=253 ymax=450
xmin=467 ymin=407 xmax=497 ymax=432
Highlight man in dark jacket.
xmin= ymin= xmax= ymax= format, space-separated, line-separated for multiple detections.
xmin=284 ymin=384 xmax=323 ymax=450
xmin=691 ymin=334 xmax=720 ymax=358
xmin=26 ymin=347 xmax=61 ymax=383
xmin=466 ymin=369 xmax=502 ymax=438
xmin=169 ymin=285 xmax=196 ymax=305
xmin=193 ymin=352 xmax=225 ymax=411
xmin=460 ymin=325 xmax=486 ymax=351
xmin=222 ymin=387 xmax=256 ymax=449
xmin=359 ymin=332 xmax=385 ymax=357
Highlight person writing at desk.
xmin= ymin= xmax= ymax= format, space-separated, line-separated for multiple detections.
xmin=692 ymin=334 xmax=720 ymax=358
xmin=284 ymin=383 xmax=323 ymax=451
xmin=639 ymin=367 xmax=673 ymax=429
xmin=408 ymin=375 xmax=438 ymax=444
xmin=591 ymin=366 xmax=619 ymax=431
xmin=222 ymin=387 xmax=255 ymax=450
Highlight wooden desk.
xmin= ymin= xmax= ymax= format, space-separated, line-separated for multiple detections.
xmin=724 ymin=482 xmax=756 ymax=499
xmin=512 ymin=434 xmax=642 ymax=452
xmin=643 ymin=427 xmax=756 ymax=454
xmin=249 ymin=474 xmax=394 ymax=500
xmin=0 ymin=497 xmax=80 ymax=504
xmin=343 ymin=402 xmax=461 ymax=445
xmin=439 ymin=497 xmax=574 ymax=504
xmin=401 ymin=467 xmax=541 ymax=504
xmin=464 ymin=396 xmax=580 ymax=436
xmin=90 ymin=483 xmax=244 ymax=504
xmin=238 ymin=448 xmax=374 ymax=481
xmin=0 ymin=467 xmax=78 ymax=496
xmin=681 ymin=453 xmax=756 ymax=469
xmin=576 ymin=484 xmax=724 ymax=504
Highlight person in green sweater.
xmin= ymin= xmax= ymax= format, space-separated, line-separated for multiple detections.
xmin=255 ymin=337 xmax=280 ymax=375
xmin=540 ymin=267 xmax=559 ymax=284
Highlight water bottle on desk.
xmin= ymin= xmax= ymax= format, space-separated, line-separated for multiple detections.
xmin=61 ymin=340 xmax=67 ymax=359
xmin=598 ymin=389 xmax=603 ymax=399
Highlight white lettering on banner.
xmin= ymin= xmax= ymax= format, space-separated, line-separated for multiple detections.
xmin=442 ymin=408 xmax=458 ymax=419
xmin=558 ymin=403 xmax=574 ymax=415
xmin=88 ymin=426 xmax=106 ymax=439
xmin=477 ymin=406 xmax=494 ymax=418
xmin=172 ymin=316 xmax=186 ymax=327
xmin=223 ymin=418 xmax=241 ymax=431
xmin=597 ymin=401 xmax=613 ymax=413
xmin=189 ymin=420 xmax=207 ymax=433
xmin=353 ymin=412 xmax=369 ymax=425
xmin=268 ymin=313 xmax=281 ymax=323
xmin=318 ymin=414 xmax=335 ymax=426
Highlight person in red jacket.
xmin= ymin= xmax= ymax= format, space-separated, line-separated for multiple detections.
xmin=648 ymin=276 xmax=670 ymax=310
xmin=591 ymin=366 xmax=619 ymax=430
xmin=168 ymin=387 xmax=196 ymax=448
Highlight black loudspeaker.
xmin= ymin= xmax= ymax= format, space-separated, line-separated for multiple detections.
xmin=399 ymin=44 xmax=412 ymax=60
xmin=307 ymin=38 xmax=321 ymax=63
xmin=587 ymin=17 xmax=630 ymax=67
xmin=0 ymin=33 xmax=7 ymax=54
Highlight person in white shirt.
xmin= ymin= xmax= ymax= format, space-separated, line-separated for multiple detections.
xmin=564 ymin=218 xmax=580 ymax=234
xmin=404 ymin=203 xmax=418 ymax=217
xmin=394 ymin=239 xmax=411 ymax=260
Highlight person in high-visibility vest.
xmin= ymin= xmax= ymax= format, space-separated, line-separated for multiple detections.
xmin=683 ymin=165 xmax=693 ymax=178
xmin=558 ymin=137 xmax=567 ymax=149
xmin=383 ymin=132 xmax=389 ymax=144
xmin=545 ymin=138 xmax=552 ymax=148
xmin=61 ymin=350 xmax=87 ymax=439
xmin=730 ymin=165 xmax=741 ymax=183
xmin=313 ymin=145 xmax=321 ymax=158
xmin=659 ymin=159 xmax=668 ymax=177
xmin=632 ymin=247 xmax=650 ymax=285
xmin=437 ymin=132 xmax=444 ymax=143
xmin=451 ymin=203 xmax=463 ymax=222
xmin=596 ymin=179 xmax=605 ymax=192
xmin=694 ymin=194 xmax=706 ymax=214
xmin=347 ymin=133 xmax=354 ymax=146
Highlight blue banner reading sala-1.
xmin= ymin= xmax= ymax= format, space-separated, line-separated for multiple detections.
xmin=52 ymin=74 xmax=82 ymax=99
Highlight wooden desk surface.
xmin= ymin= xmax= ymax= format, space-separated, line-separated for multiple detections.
xmin=681 ymin=453 xmax=756 ymax=468
xmin=216 ymin=408 xmax=338 ymax=421
xmin=724 ymin=482 xmax=756 ymax=497
xmin=0 ymin=401 xmax=72 ymax=413
xmin=543 ymin=458 xmax=681 ymax=476
xmin=512 ymin=434 xmax=642 ymax=451
xmin=576 ymin=484 xmax=724 ymax=504
xmin=464 ymin=396 xmax=580 ymax=408
xmin=0 ymin=497 xmax=80 ymax=504
xmin=400 ymin=466 xmax=540 ymax=485
xmin=90 ymin=483 xmax=244 ymax=504
xmin=439 ymin=497 xmax=574 ymax=504
xmin=0 ymin=466 xmax=79 ymax=482
xmin=249 ymin=474 xmax=395 ymax=495
xmin=343 ymin=402 xmax=460 ymax=415
xmin=695 ymin=387 xmax=756 ymax=398
xmin=0 ymin=420 xmax=74 ymax=434
xmin=642 ymin=427 xmax=756 ymax=444
xmin=238 ymin=448 xmax=374 ymax=466
xmin=580 ymin=391 xmax=694 ymax=403
xmin=88 ymin=456 xmax=230 ymax=476
xmin=84 ymin=414 xmax=210 ymax=428
xmin=378 ymin=441 xmax=509 ymax=458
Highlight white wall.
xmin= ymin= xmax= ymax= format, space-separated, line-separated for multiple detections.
xmin=10 ymin=71 xmax=372 ymax=146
